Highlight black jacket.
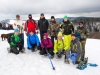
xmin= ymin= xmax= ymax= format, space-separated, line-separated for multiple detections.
xmin=38 ymin=18 xmax=49 ymax=32
xmin=60 ymin=20 xmax=74 ymax=35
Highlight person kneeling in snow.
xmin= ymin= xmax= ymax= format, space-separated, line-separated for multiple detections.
xmin=39 ymin=33 xmax=54 ymax=58
xmin=54 ymin=32 xmax=64 ymax=58
xmin=27 ymin=30 xmax=40 ymax=52
xmin=8 ymin=29 xmax=24 ymax=54
xmin=67 ymin=34 xmax=82 ymax=64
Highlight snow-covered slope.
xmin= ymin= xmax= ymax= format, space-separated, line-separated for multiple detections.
xmin=0 ymin=30 xmax=100 ymax=75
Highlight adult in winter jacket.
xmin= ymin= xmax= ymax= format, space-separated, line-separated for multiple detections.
xmin=60 ymin=15 xmax=74 ymax=61
xmin=39 ymin=33 xmax=54 ymax=58
xmin=38 ymin=13 xmax=49 ymax=40
xmin=27 ymin=30 xmax=40 ymax=52
xmin=48 ymin=16 xmax=59 ymax=46
xmin=25 ymin=14 xmax=38 ymax=34
xmin=13 ymin=14 xmax=25 ymax=50
xmin=8 ymin=29 xmax=24 ymax=54
xmin=76 ymin=22 xmax=89 ymax=60
xmin=54 ymin=32 xmax=64 ymax=58
xmin=65 ymin=34 xmax=82 ymax=64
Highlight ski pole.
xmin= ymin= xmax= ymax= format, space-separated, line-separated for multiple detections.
xmin=46 ymin=50 xmax=55 ymax=70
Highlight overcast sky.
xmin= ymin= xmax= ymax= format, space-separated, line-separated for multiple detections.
xmin=0 ymin=0 xmax=100 ymax=20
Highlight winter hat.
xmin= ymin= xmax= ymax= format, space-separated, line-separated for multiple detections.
xmin=57 ymin=32 xmax=62 ymax=37
xmin=43 ymin=33 xmax=48 ymax=38
xmin=51 ymin=16 xmax=55 ymax=19
xmin=64 ymin=15 xmax=68 ymax=19
xmin=41 ymin=13 xmax=44 ymax=16
xmin=14 ymin=29 xmax=19 ymax=33
xmin=28 ymin=14 xmax=32 ymax=17
xmin=72 ymin=34 xmax=77 ymax=37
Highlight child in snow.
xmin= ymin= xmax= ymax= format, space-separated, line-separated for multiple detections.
xmin=27 ymin=30 xmax=40 ymax=52
xmin=66 ymin=34 xmax=82 ymax=64
xmin=39 ymin=33 xmax=54 ymax=58
xmin=8 ymin=29 xmax=24 ymax=54
xmin=54 ymin=32 xmax=64 ymax=58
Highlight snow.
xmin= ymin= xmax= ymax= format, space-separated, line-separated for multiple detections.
xmin=0 ymin=30 xmax=100 ymax=75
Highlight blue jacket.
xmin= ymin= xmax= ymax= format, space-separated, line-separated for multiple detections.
xmin=27 ymin=34 xmax=40 ymax=49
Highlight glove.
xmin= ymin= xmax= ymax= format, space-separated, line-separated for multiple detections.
xmin=16 ymin=41 xmax=21 ymax=47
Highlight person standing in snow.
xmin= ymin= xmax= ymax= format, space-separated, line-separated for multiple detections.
xmin=27 ymin=30 xmax=40 ymax=52
xmin=54 ymin=32 xmax=64 ymax=58
xmin=8 ymin=29 xmax=24 ymax=54
xmin=48 ymin=16 xmax=60 ymax=47
xmin=60 ymin=15 xmax=74 ymax=63
xmin=66 ymin=34 xmax=82 ymax=64
xmin=39 ymin=33 xmax=54 ymax=58
xmin=24 ymin=14 xmax=38 ymax=35
xmin=75 ymin=22 xmax=89 ymax=61
xmin=13 ymin=14 xmax=25 ymax=50
xmin=38 ymin=13 xmax=49 ymax=40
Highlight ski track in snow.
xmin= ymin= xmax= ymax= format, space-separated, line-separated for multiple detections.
xmin=0 ymin=30 xmax=100 ymax=75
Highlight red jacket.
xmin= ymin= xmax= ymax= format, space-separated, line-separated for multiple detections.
xmin=25 ymin=19 xmax=38 ymax=34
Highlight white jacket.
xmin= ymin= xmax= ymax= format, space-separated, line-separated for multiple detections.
xmin=13 ymin=20 xmax=24 ymax=33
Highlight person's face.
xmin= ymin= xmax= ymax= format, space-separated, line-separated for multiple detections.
xmin=15 ymin=32 xmax=19 ymax=36
xmin=51 ymin=18 xmax=55 ymax=21
xmin=30 ymin=32 xmax=34 ymax=36
xmin=16 ymin=16 xmax=20 ymax=20
xmin=79 ymin=23 xmax=83 ymax=28
xmin=43 ymin=35 xmax=46 ymax=39
xmin=72 ymin=36 xmax=76 ymax=40
xmin=58 ymin=36 xmax=62 ymax=40
xmin=64 ymin=18 xmax=68 ymax=22
xmin=40 ymin=15 xmax=44 ymax=19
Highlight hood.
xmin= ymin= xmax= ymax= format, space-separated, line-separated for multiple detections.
xmin=43 ymin=33 xmax=48 ymax=38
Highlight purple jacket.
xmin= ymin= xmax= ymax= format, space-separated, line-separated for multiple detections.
xmin=41 ymin=33 xmax=53 ymax=49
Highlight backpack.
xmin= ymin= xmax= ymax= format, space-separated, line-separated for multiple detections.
xmin=26 ymin=19 xmax=37 ymax=27
xmin=7 ymin=33 xmax=14 ymax=44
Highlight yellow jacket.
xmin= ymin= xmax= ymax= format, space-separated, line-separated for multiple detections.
xmin=54 ymin=40 xmax=64 ymax=53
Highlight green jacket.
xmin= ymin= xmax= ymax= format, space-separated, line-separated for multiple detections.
xmin=10 ymin=34 xmax=21 ymax=47
xmin=54 ymin=40 xmax=64 ymax=53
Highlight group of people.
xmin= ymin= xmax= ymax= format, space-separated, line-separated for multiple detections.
xmin=7 ymin=13 xmax=89 ymax=65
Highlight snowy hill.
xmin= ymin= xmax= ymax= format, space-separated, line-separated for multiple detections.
xmin=0 ymin=30 xmax=100 ymax=75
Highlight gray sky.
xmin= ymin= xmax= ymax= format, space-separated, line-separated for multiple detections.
xmin=0 ymin=0 xmax=100 ymax=20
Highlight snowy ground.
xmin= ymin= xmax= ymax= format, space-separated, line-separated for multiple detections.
xmin=0 ymin=30 xmax=100 ymax=75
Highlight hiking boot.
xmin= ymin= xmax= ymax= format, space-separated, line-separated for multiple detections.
xmin=19 ymin=50 xmax=25 ymax=53
xmin=44 ymin=54 xmax=47 ymax=56
xmin=50 ymin=55 xmax=54 ymax=59
xmin=84 ymin=57 xmax=88 ymax=65
xmin=77 ymin=61 xmax=84 ymax=69
xmin=64 ymin=58 xmax=70 ymax=64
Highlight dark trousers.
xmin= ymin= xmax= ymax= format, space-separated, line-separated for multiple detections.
xmin=51 ymin=36 xmax=57 ymax=47
xmin=40 ymin=31 xmax=47 ymax=40
xmin=19 ymin=33 xmax=24 ymax=48
xmin=40 ymin=48 xmax=54 ymax=56
xmin=11 ymin=45 xmax=23 ymax=54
